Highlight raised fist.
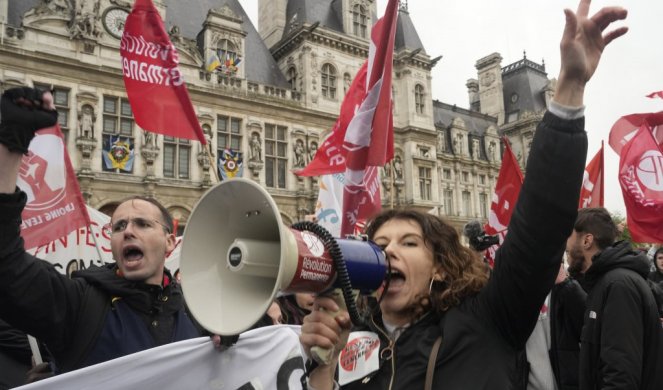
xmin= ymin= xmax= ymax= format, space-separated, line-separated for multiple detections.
xmin=0 ymin=87 xmax=58 ymax=154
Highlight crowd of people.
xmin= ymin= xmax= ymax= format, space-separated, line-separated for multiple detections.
xmin=0 ymin=0 xmax=661 ymax=389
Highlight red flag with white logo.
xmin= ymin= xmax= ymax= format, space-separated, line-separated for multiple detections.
xmin=579 ymin=142 xmax=604 ymax=208
xmin=618 ymin=123 xmax=663 ymax=243
xmin=18 ymin=125 xmax=91 ymax=250
xmin=484 ymin=138 xmax=524 ymax=265
xmin=121 ymin=0 xmax=206 ymax=143
xmin=608 ymin=111 xmax=663 ymax=155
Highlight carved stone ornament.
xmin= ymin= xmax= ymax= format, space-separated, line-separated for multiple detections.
xmin=480 ymin=71 xmax=496 ymax=87
xmin=70 ymin=0 xmax=102 ymax=40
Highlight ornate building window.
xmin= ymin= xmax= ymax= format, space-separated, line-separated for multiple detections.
xmin=352 ymin=4 xmax=368 ymax=38
xmin=321 ymin=63 xmax=337 ymax=99
xmin=443 ymin=189 xmax=454 ymax=215
xmin=414 ymin=84 xmax=425 ymax=114
xmin=462 ymin=191 xmax=472 ymax=217
xmin=163 ymin=137 xmax=190 ymax=179
xmin=443 ymin=168 xmax=452 ymax=180
xmin=217 ymin=115 xmax=242 ymax=151
xmin=419 ymin=167 xmax=432 ymax=200
xmin=265 ymin=123 xmax=288 ymax=189
xmin=479 ymin=174 xmax=486 ymax=185
xmin=462 ymin=171 xmax=470 ymax=183
xmin=102 ymin=96 xmax=134 ymax=173
xmin=479 ymin=193 xmax=489 ymax=219
xmin=287 ymin=67 xmax=298 ymax=91
xmin=217 ymin=39 xmax=237 ymax=63
xmin=35 ymin=83 xmax=70 ymax=140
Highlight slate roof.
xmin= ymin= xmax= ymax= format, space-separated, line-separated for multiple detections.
xmin=501 ymin=58 xmax=549 ymax=119
xmin=394 ymin=8 xmax=425 ymax=53
xmin=433 ymin=101 xmax=497 ymax=136
xmin=282 ymin=0 xmax=343 ymax=37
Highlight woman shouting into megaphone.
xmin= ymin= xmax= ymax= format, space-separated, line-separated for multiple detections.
xmin=299 ymin=0 xmax=628 ymax=388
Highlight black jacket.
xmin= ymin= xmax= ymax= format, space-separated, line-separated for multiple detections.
xmin=0 ymin=191 xmax=202 ymax=372
xmin=341 ymin=111 xmax=587 ymax=390
xmin=549 ymin=278 xmax=587 ymax=390
xmin=579 ymin=241 xmax=663 ymax=390
xmin=648 ymin=269 xmax=663 ymax=284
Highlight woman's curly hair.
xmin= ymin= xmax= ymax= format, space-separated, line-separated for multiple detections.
xmin=365 ymin=209 xmax=489 ymax=317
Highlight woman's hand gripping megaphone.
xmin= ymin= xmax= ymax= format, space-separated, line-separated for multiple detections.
xmin=300 ymin=291 xmax=352 ymax=367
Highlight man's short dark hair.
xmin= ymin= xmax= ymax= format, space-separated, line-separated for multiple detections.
xmin=573 ymin=208 xmax=618 ymax=250
xmin=113 ymin=196 xmax=174 ymax=234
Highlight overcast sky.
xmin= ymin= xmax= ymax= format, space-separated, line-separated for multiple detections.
xmin=239 ymin=0 xmax=663 ymax=215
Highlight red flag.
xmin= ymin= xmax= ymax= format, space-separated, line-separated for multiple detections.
xmin=296 ymin=62 xmax=368 ymax=176
xmin=608 ymin=111 xmax=663 ymax=155
xmin=484 ymin=138 xmax=524 ymax=265
xmin=579 ymin=142 xmax=604 ymax=208
xmin=646 ymin=90 xmax=663 ymax=99
xmin=121 ymin=0 xmax=206 ymax=143
xmin=17 ymin=125 xmax=91 ymax=249
xmin=619 ymin=125 xmax=663 ymax=243
xmin=339 ymin=0 xmax=398 ymax=235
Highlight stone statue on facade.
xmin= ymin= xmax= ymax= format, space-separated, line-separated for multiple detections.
xmin=249 ymin=133 xmax=262 ymax=162
xmin=472 ymin=139 xmax=481 ymax=160
xmin=143 ymin=130 xmax=156 ymax=149
xmin=393 ymin=155 xmax=403 ymax=180
xmin=78 ymin=104 xmax=95 ymax=138
xmin=488 ymin=141 xmax=497 ymax=162
xmin=293 ymin=139 xmax=306 ymax=168
xmin=308 ymin=141 xmax=318 ymax=162
xmin=70 ymin=0 xmax=101 ymax=39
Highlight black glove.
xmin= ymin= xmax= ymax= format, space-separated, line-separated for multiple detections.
xmin=0 ymin=87 xmax=58 ymax=154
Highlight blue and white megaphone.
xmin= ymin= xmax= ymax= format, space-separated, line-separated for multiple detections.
xmin=180 ymin=178 xmax=387 ymax=361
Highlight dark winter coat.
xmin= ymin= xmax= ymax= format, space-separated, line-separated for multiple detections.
xmin=0 ymin=190 xmax=202 ymax=373
xmin=549 ymin=278 xmax=587 ymax=390
xmin=579 ymin=241 xmax=663 ymax=390
xmin=341 ymin=111 xmax=588 ymax=390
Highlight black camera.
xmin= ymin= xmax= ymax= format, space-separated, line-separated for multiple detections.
xmin=463 ymin=221 xmax=500 ymax=251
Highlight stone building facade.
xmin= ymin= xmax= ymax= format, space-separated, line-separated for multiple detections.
xmin=0 ymin=0 xmax=553 ymax=233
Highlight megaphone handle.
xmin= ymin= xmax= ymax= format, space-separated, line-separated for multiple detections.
xmin=310 ymin=289 xmax=348 ymax=366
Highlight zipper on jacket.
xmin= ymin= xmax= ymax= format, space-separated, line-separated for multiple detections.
xmin=370 ymin=315 xmax=396 ymax=389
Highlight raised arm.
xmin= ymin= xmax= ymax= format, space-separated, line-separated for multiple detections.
xmin=479 ymin=0 xmax=627 ymax=348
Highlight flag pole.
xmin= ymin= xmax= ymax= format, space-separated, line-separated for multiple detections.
xmin=390 ymin=162 xmax=395 ymax=209
xmin=206 ymin=143 xmax=220 ymax=182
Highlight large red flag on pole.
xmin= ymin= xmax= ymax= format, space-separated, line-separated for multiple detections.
xmin=618 ymin=124 xmax=663 ymax=243
xmin=121 ymin=0 xmax=206 ymax=143
xmin=484 ymin=138 xmax=524 ymax=266
xmin=579 ymin=142 xmax=604 ymax=208
xmin=17 ymin=125 xmax=91 ymax=250
xmin=297 ymin=0 xmax=399 ymax=236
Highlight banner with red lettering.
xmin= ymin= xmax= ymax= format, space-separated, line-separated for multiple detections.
xmin=121 ymin=0 xmax=206 ymax=143
xmin=579 ymin=142 xmax=604 ymax=208
xmin=618 ymin=122 xmax=663 ymax=243
xmin=18 ymin=125 xmax=91 ymax=250
xmin=484 ymin=138 xmax=524 ymax=265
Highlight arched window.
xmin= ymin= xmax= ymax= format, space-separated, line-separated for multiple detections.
xmin=321 ymin=63 xmax=337 ymax=99
xmin=352 ymin=4 xmax=368 ymax=38
xmin=217 ymin=39 xmax=237 ymax=63
xmin=287 ymin=67 xmax=298 ymax=91
xmin=415 ymin=84 xmax=425 ymax=114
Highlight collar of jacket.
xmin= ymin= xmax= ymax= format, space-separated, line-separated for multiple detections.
xmin=584 ymin=240 xmax=650 ymax=291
